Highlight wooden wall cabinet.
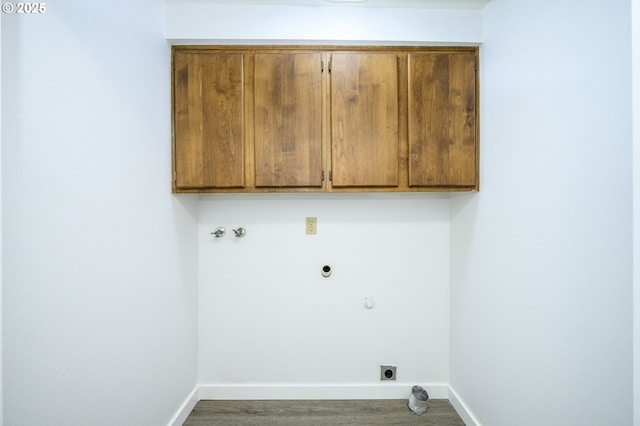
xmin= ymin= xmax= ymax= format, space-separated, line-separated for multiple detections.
xmin=173 ymin=52 xmax=245 ymax=189
xmin=408 ymin=51 xmax=477 ymax=188
xmin=330 ymin=52 xmax=400 ymax=188
xmin=172 ymin=46 xmax=478 ymax=193
xmin=254 ymin=52 xmax=323 ymax=188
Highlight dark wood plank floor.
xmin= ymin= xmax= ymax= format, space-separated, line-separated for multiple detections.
xmin=183 ymin=399 xmax=465 ymax=425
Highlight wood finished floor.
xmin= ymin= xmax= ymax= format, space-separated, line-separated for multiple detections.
xmin=183 ymin=399 xmax=465 ymax=425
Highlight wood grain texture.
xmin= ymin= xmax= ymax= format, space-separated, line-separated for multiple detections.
xmin=408 ymin=51 xmax=477 ymax=188
xmin=330 ymin=52 xmax=399 ymax=188
xmin=254 ymin=53 xmax=323 ymax=187
xmin=171 ymin=46 xmax=479 ymax=193
xmin=183 ymin=399 xmax=465 ymax=426
xmin=243 ymin=54 xmax=257 ymax=190
xmin=174 ymin=52 xmax=245 ymax=189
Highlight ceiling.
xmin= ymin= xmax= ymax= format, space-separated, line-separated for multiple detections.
xmin=164 ymin=0 xmax=489 ymax=9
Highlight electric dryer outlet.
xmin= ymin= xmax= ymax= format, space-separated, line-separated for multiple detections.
xmin=380 ymin=365 xmax=396 ymax=381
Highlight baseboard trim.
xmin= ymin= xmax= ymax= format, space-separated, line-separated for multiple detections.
xmin=448 ymin=385 xmax=481 ymax=426
xmin=168 ymin=386 xmax=199 ymax=426
xmin=198 ymin=383 xmax=450 ymax=400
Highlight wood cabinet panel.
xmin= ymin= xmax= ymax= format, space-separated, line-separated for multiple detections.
xmin=408 ymin=51 xmax=477 ymax=187
xmin=172 ymin=46 xmax=479 ymax=193
xmin=254 ymin=53 xmax=323 ymax=187
xmin=330 ymin=53 xmax=399 ymax=187
xmin=173 ymin=52 xmax=245 ymax=189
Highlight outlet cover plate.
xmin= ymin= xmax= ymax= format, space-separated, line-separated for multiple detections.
xmin=380 ymin=365 xmax=396 ymax=381
xmin=306 ymin=217 xmax=317 ymax=235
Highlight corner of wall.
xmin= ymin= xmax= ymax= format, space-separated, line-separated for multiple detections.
xmin=448 ymin=386 xmax=480 ymax=426
xmin=169 ymin=386 xmax=199 ymax=426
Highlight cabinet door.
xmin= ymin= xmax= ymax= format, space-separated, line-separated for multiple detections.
xmin=330 ymin=53 xmax=399 ymax=187
xmin=173 ymin=52 xmax=245 ymax=189
xmin=408 ymin=51 xmax=477 ymax=188
xmin=254 ymin=53 xmax=323 ymax=187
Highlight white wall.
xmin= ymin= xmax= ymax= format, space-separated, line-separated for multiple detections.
xmin=450 ymin=0 xmax=633 ymax=425
xmin=633 ymin=0 xmax=640 ymax=423
xmin=198 ymin=194 xmax=450 ymax=398
xmin=167 ymin=2 xmax=485 ymax=400
xmin=0 ymin=10 xmax=3 ymax=426
xmin=165 ymin=2 xmax=484 ymax=44
xmin=1 ymin=1 xmax=198 ymax=425
xmin=4 ymin=1 xmax=633 ymax=424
